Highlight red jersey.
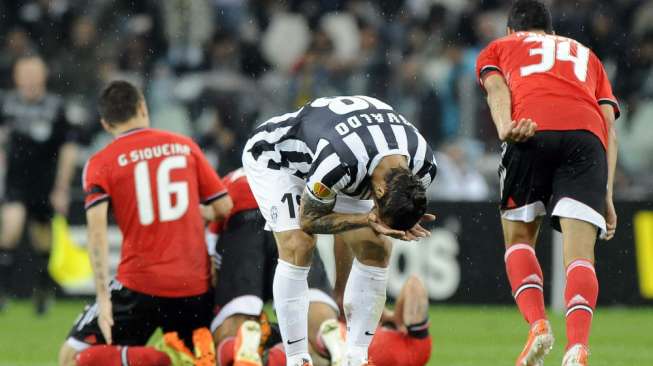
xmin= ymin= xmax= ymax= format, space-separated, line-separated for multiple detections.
xmin=207 ymin=168 xmax=258 ymax=235
xmin=476 ymin=32 xmax=620 ymax=148
xmin=83 ymin=128 xmax=227 ymax=297
xmin=369 ymin=326 xmax=432 ymax=366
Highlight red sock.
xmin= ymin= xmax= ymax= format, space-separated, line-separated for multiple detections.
xmin=565 ymin=259 xmax=598 ymax=349
xmin=505 ymin=244 xmax=546 ymax=324
xmin=76 ymin=345 xmax=170 ymax=366
xmin=266 ymin=344 xmax=286 ymax=366
xmin=217 ymin=337 xmax=235 ymax=366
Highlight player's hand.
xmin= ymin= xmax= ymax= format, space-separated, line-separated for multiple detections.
xmin=368 ymin=211 xmax=406 ymax=239
xmin=603 ymin=197 xmax=617 ymax=240
xmin=499 ymin=118 xmax=537 ymax=143
xmin=50 ymin=186 xmax=70 ymax=216
xmin=97 ymin=295 xmax=114 ymax=345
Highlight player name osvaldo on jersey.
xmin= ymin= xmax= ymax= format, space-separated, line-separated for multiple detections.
xmin=333 ymin=110 xmax=414 ymax=136
xmin=117 ymin=143 xmax=191 ymax=167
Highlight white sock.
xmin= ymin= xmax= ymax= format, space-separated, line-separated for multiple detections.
xmin=343 ymin=259 xmax=388 ymax=364
xmin=273 ymin=259 xmax=312 ymax=362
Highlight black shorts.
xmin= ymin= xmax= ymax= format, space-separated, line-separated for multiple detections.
xmin=4 ymin=160 xmax=55 ymax=222
xmin=66 ymin=280 xmax=212 ymax=351
xmin=499 ymin=130 xmax=607 ymax=234
xmin=211 ymin=209 xmax=335 ymax=331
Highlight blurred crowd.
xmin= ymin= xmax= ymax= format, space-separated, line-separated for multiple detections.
xmin=1 ymin=0 xmax=652 ymax=202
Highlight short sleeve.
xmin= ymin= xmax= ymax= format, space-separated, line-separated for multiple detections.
xmin=476 ymin=42 xmax=504 ymax=88
xmin=190 ymin=142 xmax=228 ymax=204
xmin=82 ymin=156 xmax=110 ymax=210
xmin=594 ymin=56 xmax=621 ymax=119
xmin=305 ymin=153 xmax=351 ymax=203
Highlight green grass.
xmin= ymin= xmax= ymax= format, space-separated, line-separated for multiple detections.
xmin=0 ymin=300 xmax=651 ymax=365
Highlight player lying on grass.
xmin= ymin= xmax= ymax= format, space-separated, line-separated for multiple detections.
xmin=58 ymin=81 xmax=233 ymax=366
xmin=242 ymin=95 xmax=437 ymax=366
xmin=476 ymin=1 xmax=619 ymax=365
xmin=202 ymin=168 xmax=342 ymax=366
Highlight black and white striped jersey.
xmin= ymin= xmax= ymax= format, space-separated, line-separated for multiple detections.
xmin=244 ymin=96 xmax=437 ymax=200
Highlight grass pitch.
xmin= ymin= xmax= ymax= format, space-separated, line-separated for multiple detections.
xmin=0 ymin=300 xmax=651 ymax=365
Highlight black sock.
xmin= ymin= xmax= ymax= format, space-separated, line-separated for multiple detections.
xmin=34 ymin=251 xmax=54 ymax=292
xmin=0 ymin=248 xmax=16 ymax=295
xmin=406 ymin=318 xmax=430 ymax=339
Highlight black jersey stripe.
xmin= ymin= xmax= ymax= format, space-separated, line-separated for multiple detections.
xmin=378 ymin=122 xmax=398 ymax=150
xmin=406 ymin=127 xmax=419 ymax=170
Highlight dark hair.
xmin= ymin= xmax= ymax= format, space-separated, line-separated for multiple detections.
xmin=377 ymin=168 xmax=427 ymax=231
xmin=98 ymin=80 xmax=143 ymax=125
xmin=507 ymin=0 xmax=553 ymax=33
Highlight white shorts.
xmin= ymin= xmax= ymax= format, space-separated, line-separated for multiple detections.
xmin=242 ymin=152 xmax=373 ymax=232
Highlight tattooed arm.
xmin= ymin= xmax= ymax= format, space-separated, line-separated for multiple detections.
xmin=299 ymin=189 xmax=369 ymax=234
xmin=86 ymin=201 xmax=114 ymax=343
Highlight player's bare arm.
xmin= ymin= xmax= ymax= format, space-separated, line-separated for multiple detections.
xmin=483 ymin=73 xmax=537 ymax=142
xmin=86 ymin=201 xmax=113 ymax=344
xmin=601 ymin=104 xmax=618 ymax=240
xmin=51 ymin=142 xmax=78 ymax=215
xmin=299 ymin=189 xmax=371 ymax=234
xmin=204 ymin=195 xmax=233 ymax=222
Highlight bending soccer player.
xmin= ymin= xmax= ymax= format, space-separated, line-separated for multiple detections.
xmin=242 ymin=95 xmax=437 ymax=366
xmin=476 ymin=1 xmax=619 ymax=365
xmin=58 ymin=81 xmax=233 ymax=366
xmin=204 ymin=169 xmax=343 ymax=366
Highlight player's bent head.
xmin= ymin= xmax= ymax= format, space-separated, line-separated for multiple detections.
xmin=377 ymin=168 xmax=427 ymax=231
xmin=98 ymin=80 xmax=145 ymax=126
xmin=507 ymin=0 xmax=553 ymax=34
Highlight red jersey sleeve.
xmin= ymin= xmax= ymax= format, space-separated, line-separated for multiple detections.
xmin=593 ymin=55 xmax=621 ymax=119
xmin=476 ymin=41 xmax=504 ymax=88
xmin=190 ymin=142 xmax=228 ymax=204
xmin=82 ymin=155 xmax=110 ymax=210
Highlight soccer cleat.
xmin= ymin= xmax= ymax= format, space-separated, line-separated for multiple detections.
xmin=234 ymin=320 xmax=263 ymax=366
xmin=318 ymin=319 xmax=347 ymax=366
xmin=562 ymin=344 xmax=589 ymax=366
xmin=163 ymin=332 xmax=194 ymax=358
xmin=515 ymin=319 xmax=554 ymax=366
xmin=193 ymin=327 xmax=216 ymax=366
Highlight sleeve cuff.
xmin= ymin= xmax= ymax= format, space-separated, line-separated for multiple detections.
xmin=85 ymin=194 xmax=109 ymax=210
xmin=598 ymin=98 xmax=621 ymax=119
xmin=202 ymin=190 xmax=228 ymax=205
xmin=478 ymin=65 xmax=503 ymax=85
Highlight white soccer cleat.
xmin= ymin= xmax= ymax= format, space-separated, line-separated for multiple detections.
xmin=562 ymin=344 xmax=590 ymax=366
xmin=318 ymin=319 xmax=347 ymax=366
xmin=515 ymin=319 xmax=554 ymax=366
xmin=234 ymin=320 xmax=263 ymax=366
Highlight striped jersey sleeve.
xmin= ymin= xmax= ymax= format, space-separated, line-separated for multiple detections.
xmin=305 ymin=145 xmax=352 ymax=203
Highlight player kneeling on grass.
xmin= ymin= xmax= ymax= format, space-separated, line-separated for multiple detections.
xmin=203 ymin=168 xmax=345 ymax=366
xmin=242 ymin=95 xmax=437 ymax=366
xmin=58 ymin=81 xmax=233 ymax=366
xmin=476 ymin=1 xmax=619 ymax=365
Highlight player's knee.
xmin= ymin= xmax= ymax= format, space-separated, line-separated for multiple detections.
xmin=355 ymin=237 xmax=391 ymax=266
xmin=275 ymin=230 xmax=316 ymax=261
xmin=58 ymin=343 xmax=78 ymax=366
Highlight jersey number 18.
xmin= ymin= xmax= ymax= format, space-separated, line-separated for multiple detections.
xmin=134 ymin=156 xmax=189 ymax=225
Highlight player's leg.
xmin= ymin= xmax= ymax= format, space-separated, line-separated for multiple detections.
xmin=59 ymin=283 xmax=167 ymax=366
xmin=28 ymin=217 xmax=55 ymax=314
xmin=551 ymin=131 xmax=608 ymax=365
xmin=0 ymin=201 xmax=27 ymax=309
xmin=339 ymin=226 xmax=391 ymax=366
xmin=393 ymin=275 xmax=430 ymax=335
xmin=499 ymin=136 xmax=555 ymax=366
xmin=243 ymin=152 xmax=314 ymax=365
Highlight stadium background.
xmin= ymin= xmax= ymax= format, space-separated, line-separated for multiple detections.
xmin=0 ymin=0 xmax=652 ymax=365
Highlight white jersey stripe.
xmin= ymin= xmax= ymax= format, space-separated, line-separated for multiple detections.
xmin=309 ymin=153 xmax=341 ymax=183
xmin=368 ymin=125 xmax=389 ymax=153
xmin=412 ymin=132 xmax=427 ymax=174
xmin=391 ymin=125 xmax=409 ymax=161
